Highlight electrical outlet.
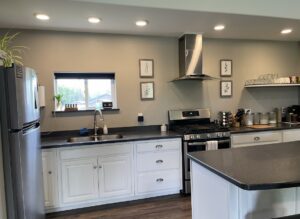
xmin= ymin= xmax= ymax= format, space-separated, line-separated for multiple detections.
xmin=138 ymin=113 xmax=144 ymax=122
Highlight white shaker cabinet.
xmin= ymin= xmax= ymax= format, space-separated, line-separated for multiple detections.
xmin=231 ymin=131 xmax=282 ymax=148
xmin=99 ymin=154 xmax=133 ymax=198
xmin=282 ymin=129 xmax=300 ymax=142
xmin=42 ymin=150 xmax=58 ymax=208
xmin=135 ymin=139 xmax=182 ymax=196
xmin=58 ymin=142 xmax=134 ymax=207
xmin=61 ymin=157 xmax=99 ymax=204
xmin=43 ymin=138 xmax=182 ymax=212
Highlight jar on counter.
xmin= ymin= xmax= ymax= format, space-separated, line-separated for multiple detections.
xmin=244 ymin=113 xmax=254 ymax=126
xmin=269 ymin=112 xmax=276 ymax=124
xmin=260 ymin=113 xmax=269 ymax=125
xmin=253 ymin=113 xmax=261 ymax=125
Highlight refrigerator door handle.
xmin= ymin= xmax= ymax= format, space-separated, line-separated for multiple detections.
xmin=23 ymin=123 xmax=40 ymax=134
xmin=34 ymin=86 xmax=38 ymax=109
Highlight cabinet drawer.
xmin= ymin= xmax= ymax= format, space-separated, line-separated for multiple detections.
xmin=282 ymin=129 xmax=300 ymax=142
xmin=60 ymin=143 xmax=132 ymax=160
xmin=137 ymin=151 xmax=180 ymax=172
xmin=136 ymin=139 xmax=181 ymax=153
xmin=137 ymin=170 xmax=181 ymax=194
xmin=231 ymin=131 xmax=282 ymax=148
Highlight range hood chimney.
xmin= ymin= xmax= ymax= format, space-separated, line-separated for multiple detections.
xmin=172 ymin=34 xmax=215 ymax=81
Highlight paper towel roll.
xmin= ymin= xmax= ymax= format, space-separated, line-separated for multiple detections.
xmin=38 ymin=85 xmax=46 ymax=107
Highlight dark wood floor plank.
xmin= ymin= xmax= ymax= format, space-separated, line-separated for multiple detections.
xmin=47 ymin=196 xmax=191 ymax=219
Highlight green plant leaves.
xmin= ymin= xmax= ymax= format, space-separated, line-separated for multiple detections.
xmin=0 ymin=32 xmax=27 ymax=67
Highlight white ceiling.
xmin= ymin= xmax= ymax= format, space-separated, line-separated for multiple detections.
xmin=1 ymin=0 xmax=300 ymax=41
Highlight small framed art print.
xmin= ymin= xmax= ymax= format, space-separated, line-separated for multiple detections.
xmin=140 ymin=82 xmax=154 ymax=100
xmin=139 ymin=59 xmax=154 ymax=78
xmin=220 ymin=59 xmax=232 ymax=77
xmin=220 ymin=80 xmax=232 ymax=97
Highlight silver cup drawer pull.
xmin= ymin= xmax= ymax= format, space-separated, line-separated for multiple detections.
xmin=156 ymin=178 xmax=164 ymax=182
xmin=156 ymin=159 xmax=163 ymax=164
xmin=254 ymin=136 xmax=260 ymax=141
xmin=155 ymin=144 xmax=163 ymax=149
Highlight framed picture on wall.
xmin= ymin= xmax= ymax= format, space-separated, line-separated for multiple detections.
xmin=140 ymin=82 xmax=154 ymax=100
xmin=220 ymin=80 xmax=232 ymax=97
xmin=220 ymin=59 xmax=232 ymax=77
xmin=139 ymin=59 xmax=154 ymax=78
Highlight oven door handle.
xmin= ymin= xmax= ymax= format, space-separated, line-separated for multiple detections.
xmin=187 ymin=142 xmax=206 ymax=146
xmin=187 ymin=139 xmax=230 ymax=146
xmin=218 ymin=139 xmax=231 ymax=144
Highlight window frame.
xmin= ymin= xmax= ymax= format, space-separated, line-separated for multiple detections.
xmin=53 ymin=72 xmax=117 ymax=111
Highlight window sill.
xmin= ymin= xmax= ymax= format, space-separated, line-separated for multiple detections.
xmin=52 ymin=108 xmax=120 ymax=115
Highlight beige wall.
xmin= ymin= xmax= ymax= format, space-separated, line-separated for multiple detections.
xmin=3 ymin=30 xmax=300 ymax=131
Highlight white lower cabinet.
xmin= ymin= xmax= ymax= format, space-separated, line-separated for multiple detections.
xmin=135 ymin=139 xmax=182 ymax=196
xmin=61 ymin=157 xmax=99 ymax=204
xmin=58 ymin=142 xmax=134 ymax=207
xmin=99 ymin=154 xmax=133 ymax=198
xmin=42 ymin=150 xmax=58 ymax=209
xmin=43 ymin=138 xmax=182 ymax=212
xmin=231 ymin=131 xmax=282 ymax=148
xmin=282 ymin=129 xmax=300 ymax=142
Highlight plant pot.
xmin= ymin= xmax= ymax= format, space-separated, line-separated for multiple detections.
xmin=56 ymin=102 xmax=63 ymax=111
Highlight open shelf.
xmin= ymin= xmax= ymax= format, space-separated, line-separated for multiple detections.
xmin=245 ymin=84 xmax=300 ymax=88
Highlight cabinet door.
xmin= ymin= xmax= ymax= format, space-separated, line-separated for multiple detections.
xmin=282 ymin=129 xmax=300 ymax=142
xmin=99 ymin=154 xmax=133 ymax=198
xmin=42 ymin=151 xmax=56 ymax=208
xmin=61 ymin=157 xmax=99 ymax=204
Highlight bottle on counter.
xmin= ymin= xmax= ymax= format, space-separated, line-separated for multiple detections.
xmin=103 ymin=124 xmax=108 ymax=135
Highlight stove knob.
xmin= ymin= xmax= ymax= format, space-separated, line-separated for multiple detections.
xmin=218 ymin=133 xmax=223 ymax=137
xmin=197 ymin=134 xmax=201 ymax=139
xmin=207 ymin=134 xmax=211 ymax=138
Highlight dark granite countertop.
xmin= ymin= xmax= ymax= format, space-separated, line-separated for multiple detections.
xmin=230 ymin=123 xmax=300 ymax=134
xmin=41 ymin=126 xmax=182 ymax=149
xmin=188 ymin=142 xmax=300 ymax=190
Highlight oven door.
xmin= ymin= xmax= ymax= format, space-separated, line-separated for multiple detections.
xmin=184 ymin=138 xmax=230 ymax=180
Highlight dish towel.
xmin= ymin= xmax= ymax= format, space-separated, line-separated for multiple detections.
xmin=206 ymin=141 xmax=218 ymax=151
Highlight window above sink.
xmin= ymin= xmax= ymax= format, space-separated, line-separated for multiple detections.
xmin=54 ymin=72 xmax=117 ymax=112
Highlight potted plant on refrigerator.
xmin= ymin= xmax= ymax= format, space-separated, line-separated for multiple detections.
xmin=0 ymin=32 xmax=27 ymax=67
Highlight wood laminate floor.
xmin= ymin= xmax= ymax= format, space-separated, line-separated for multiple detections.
xmin=47 ymin=195 xmax=191 ymax=219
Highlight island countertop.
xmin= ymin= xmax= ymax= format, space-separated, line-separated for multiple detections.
xmin=188 ymin=142 xmax=300 ymax=190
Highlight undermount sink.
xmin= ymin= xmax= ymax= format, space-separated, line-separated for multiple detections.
xmin=67 ymin=134 xmax=123 ymax=143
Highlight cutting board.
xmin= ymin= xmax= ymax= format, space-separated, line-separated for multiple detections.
xmin=248 ymin=125 xmax=274 ymax=129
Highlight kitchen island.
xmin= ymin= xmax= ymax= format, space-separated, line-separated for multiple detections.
xmin=188 ymin=142 xmax=300 ymax=219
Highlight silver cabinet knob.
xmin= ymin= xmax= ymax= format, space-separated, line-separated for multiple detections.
xmin=93 ymin=166 xmax=98 ymax=169
xmin=254 ymin=137 xmax=260 ymax=141
xmin=156 ymin=178 xmax=164 ymax=182
xmin=155 ymin=144 xmax=163 ymax=149
xmin=99 ymin=165 xmax=102 ymax=169
xmin=48 ymin=171 xmax=52 ymax=175
xmin=156 ymin=160 xmax=163 ymax=164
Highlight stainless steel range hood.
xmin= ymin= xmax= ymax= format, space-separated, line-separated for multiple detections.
xmin=172 ymin=34 xmax=216 ymax=81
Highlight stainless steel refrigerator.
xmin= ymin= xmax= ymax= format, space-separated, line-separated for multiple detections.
xmin=0 ymin=65 xmax=45 ymax=219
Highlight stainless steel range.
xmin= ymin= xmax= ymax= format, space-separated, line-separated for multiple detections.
xmin=168 ymin=108 xmax=231 ymax=194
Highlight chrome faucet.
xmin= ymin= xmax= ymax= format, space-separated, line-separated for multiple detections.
xmin=93 ymin=109 xmax=104 ymax=136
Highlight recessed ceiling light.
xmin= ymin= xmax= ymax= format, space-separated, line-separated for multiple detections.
xmin=281 ymin=28 xmax=292 ymax=34
xmin=35 ymin=14 xmax=50 ymax=21
xmin=135 ymin=20 xmax=148 ymax=27
xmin=88 ymin=17 xmax=101 ymax=24
xmin=214 ymin=25 xmax=225 ymax=31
